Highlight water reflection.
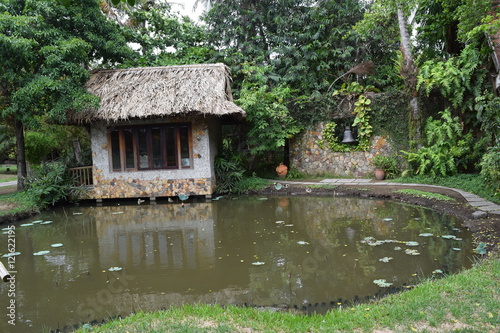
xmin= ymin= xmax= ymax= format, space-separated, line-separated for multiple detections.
xmin=0 ymin=197 xmax=473 ymax=332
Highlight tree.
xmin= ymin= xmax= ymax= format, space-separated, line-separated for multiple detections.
xmin=0 ymin=0 xmax=134 ymax=190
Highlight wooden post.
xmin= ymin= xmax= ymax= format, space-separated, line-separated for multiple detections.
xmin=0 ymin=261 xmax=12 ymax=282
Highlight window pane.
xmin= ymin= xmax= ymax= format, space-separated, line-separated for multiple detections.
xmin=180 ymin=125 xmax=190 ymax=167
xmin=165 ymin=126 xmax=177 ymax=167
xmin=111 ymin=129 xmax=121 ymax=170
xmin=138 ymin=128 xmax=149 ymax=169
xmin=151 ymin=127 xmax=162 ymax=168
xmin=124 ymin=128 xmax=135 ymax=169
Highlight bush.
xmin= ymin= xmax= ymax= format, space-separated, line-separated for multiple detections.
xmin=214 ymin=155 xmax=244 ymax=194
xmin=480 ymin=144 xmax=500 ymax=194
xmin=25 ymin=162 xmax=82 ymax=208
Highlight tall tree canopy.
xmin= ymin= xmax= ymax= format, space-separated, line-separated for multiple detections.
xmin=0 ymin=0 xmax=134 ymax=189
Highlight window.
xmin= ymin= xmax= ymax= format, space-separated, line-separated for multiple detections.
xmin=108 ymin=123 xmax=192 ymax=171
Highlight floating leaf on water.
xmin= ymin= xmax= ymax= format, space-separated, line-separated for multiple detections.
xmin=51 ymin=243 xmax=63 ymax=248
xmin=258 ymin=198 xmax=268 ymax=201
xmin=33 ymin=250 xmax=50 ymax=256
xmin=413 ymin=218 xmax=422 ymax=220
xmin=108 ymin=267 xmax=122 ymax=271
xmin=474 ymin=242 xmax=487 ymax=255
xmin=383 ymin=218 xmax=393 ymax=221
xmin=212 ymin=196 xmax=224 ymax=201
xmin=419 ymin=233 xmax=434 ymax=237
xmin=379 ymin=257 xmax=393 ymax=263
xmin=20 ymin=223 xmax=34 ymax=227
xmin=373 ymin=279 xmax=393 ymax=287
xmin=405 ymin=241 xmax=419 ymax=246
xmin=32 ymin=220 xmax=43 ymax=224
xmin=252 ymin=261 xmax=265 ymax=266
xmin=404 ymin=249 xmax=420 ymax=256
xmin=285 ymin=224 xmax=294 ymax=227
xmin=275 ymin=221 xmax=285 ymax=224
xmin=73 ymin=212 xmax=83 ymax=215
xmin=1 ymin=227 xmax=11 ymax=231
xmin=274 ymin=183 xmax=283 ymax=190
xmin=111 ymin=212 xmax=124 ymax=215
xmin=455 ymin=237 xmax=463 ymax=241
xmin=40 ymin=221 xmax=53 ymax=225
xmin=432 ymin=269 xmax=443 ymax=274
xmin=453 ymin=248 xmax=461 ymax=251
xmin=441 ymin=235 xmax=457 ymax=240
xmin=394 ymin=246 xmax=402 ymax=251
xmin=2 ymin=252 xmax=21 ymax=257
xmin=297 ymin=241 xmax=309 ymax=245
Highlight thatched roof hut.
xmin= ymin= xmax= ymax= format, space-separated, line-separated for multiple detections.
xmin=70 ymin=63 xmax=245 ymax=124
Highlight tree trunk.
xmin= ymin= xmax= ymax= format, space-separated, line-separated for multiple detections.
xmin=397 ymin=3 xmax=422 ymax=148
xmin=15 ymin=119 xmax=27 ymax=191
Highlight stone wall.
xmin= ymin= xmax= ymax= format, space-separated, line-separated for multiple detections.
xmin=290 ymin=122 xmax=392 ymax=178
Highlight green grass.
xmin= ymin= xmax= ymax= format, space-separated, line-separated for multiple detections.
xmin=395 ymin=189 xmax=455 ymax=201
xmin=391 ymin=174 xmax=499 ymax=204
xmin=0 ymin=191 xmax=38 ymax=217
xmin=76 ymin=256 xmax=499 ymax=333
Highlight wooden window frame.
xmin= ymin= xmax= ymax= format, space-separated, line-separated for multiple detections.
xmin=107 ymin=123 xmax=192 ymax=172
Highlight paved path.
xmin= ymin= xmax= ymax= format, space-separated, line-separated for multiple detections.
xmin=0 ymin=181 xmax=16 ymax=188
xmin=273 ymin=178 xmax=500 ymax=218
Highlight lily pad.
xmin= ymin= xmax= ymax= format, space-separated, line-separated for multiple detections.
xmin=33 ymin=250 xmax=50 ymax=256
xmin=373 ymin=279 xmax=393 ymax=287
xmin=394 ymin=246 xmax=402 ymax=251
xmin=419 ymin=233 xmax=434 ymax=237
xmin=383 ymin=218 xmax=393 ymax=221
xmin=452 ymin=248 xmax=461 ymax=251
xmin=40 ymin=221 xmax=53 ymax=225
xmin=51 ymin=243 xmax=63 ymax=248
xmin=111 ymin=212 xmax=124 ymax=215
xmin=405 ymin=241 xmax=419 ymax=246
xmin=432 ymin=269 xmax=443 ymax=274
xmin=441 ymin=235 xmax=457 ymax=240
xmin=32 ymin=220 xmax=44 ymax=224
xmin=404 ymin=249 xmax=420 ymax=256
xmin=252 ymin=261 xmax=265 ymax=266
xmin=297 ymin=241 xmax=309 ymax=245
xmin=108 ymin=266 xmax=122 ymax=272
xmin=20 ymin=223 xmax=34 ymax=227
xmin=2 ymin=252 xmax=21 ymax=258
xmin=275 ymin=221 xmax=285 ymax=224
xmin=474 ymin=242 xmax=487 ymax=255
xmin=379 ymin=257 xmax=393 ymax=263
xmin=73 ymin=212 xmax=83 ymax=215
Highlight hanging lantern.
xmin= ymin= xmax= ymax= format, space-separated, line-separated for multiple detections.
xmin=342 ymin=125 xmax=356 ymax=143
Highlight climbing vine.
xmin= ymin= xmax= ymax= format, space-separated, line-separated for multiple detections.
xmin=321 ymin=82 xmax=375 ymax=152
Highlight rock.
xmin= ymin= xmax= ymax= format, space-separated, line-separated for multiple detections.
xmin=472 ymin=211 xmax=488 ymax=220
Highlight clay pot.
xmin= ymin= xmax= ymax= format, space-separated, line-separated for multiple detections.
xmin=374 ymin=169 xmax=385 ymax=180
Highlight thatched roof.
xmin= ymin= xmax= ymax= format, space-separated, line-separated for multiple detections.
xmin=69 ymin=63 xmax=245 ymax=123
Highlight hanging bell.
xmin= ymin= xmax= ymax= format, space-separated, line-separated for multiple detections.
xmin=342 ymin=125 xmax=356 ymax=143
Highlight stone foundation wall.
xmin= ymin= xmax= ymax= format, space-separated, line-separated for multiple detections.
xmin=84 ymin=175 xmax=213 ymax=200
xmin=290 ymin=123 xmax=392 ymax=178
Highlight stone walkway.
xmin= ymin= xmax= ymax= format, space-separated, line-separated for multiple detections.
xmin=274 ymin=178 xmax=500 ymax=218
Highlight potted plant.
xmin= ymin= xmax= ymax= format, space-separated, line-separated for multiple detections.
xmin=372 ymin=155 xmax=395 ymax=180
xmin=276 ymin=163 xmax=288 ymax=178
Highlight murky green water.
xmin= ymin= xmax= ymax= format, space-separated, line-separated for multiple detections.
xmin=0 ymin=196 xmax=474 ymax=332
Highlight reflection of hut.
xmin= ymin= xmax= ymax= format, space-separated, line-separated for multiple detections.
xmin=68 ymin=64 xmax=245 ymax=202
xmin=95 ymin=204 xmax=215 ymax=270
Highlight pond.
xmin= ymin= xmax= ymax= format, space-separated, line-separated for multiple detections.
xmin=0 ymin=196 xmax=474 ymax=332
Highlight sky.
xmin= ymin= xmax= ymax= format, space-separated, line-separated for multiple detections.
xmin=170 ymin=0 xmax=204 ymax=21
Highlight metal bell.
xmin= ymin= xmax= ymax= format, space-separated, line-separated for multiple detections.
xmin=342 ymin=125 xmax=356 ymax=143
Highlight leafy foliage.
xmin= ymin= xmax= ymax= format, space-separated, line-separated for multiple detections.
xmin=402 ymin=109 xmax=472 ymax=177
xmin=480 ymin=144 xmax=500 ymax=194
xmin=372 ymin=155 xmax=401 ymax=179
xmin=25 ymin=162 xmax=82 ymax=208
xmin=236 ymin=64 xmax=302 ymax=156
xmin=214 ymin=155 xmax=244 ymax=195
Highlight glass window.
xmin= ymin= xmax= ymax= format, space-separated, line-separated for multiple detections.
xmin=108 ymin=123 xmax=191 ymax=172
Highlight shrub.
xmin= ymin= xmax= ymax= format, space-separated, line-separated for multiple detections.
xmin=25 ymin=162 xmax=82 ymax=208
xmin=214 ymin=155 xmax=244 ymax=194
xmin=372 ymin=155 xmax=400 ymax=179
xmin=480 ymin=144 xmax=500 ymax=194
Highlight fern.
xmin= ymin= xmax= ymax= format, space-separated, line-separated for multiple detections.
xmin=402 ymin=109 xmax=472 ymax=177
